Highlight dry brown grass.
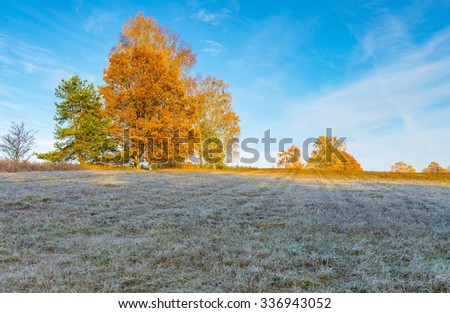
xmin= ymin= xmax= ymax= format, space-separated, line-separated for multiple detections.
xmin=0 ymin=170 xmax=449 ymax=292
xmin=0 ymin=159 xmax=82 ymax=172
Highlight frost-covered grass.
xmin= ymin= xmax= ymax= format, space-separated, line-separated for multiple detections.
xmin=0 ymin=170 xmax=449 ymax=292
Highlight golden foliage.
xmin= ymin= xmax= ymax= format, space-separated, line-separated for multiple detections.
xmin=307 ymin=136 xmax=362 ymax=171
xmin=99 ymin=13 xmax=197 ymax=167
xmin=423 ymin=161 xmax=447 ymax=173
xmin=390 ymin=162 xmax=416 ymax=173
xmin=278 ymin=145 xmax=303 ymax=169
xmin=195 ymin=76 xmax=240 ymax=165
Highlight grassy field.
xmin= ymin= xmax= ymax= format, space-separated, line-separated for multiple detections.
xmin=0 ymin=170 xmax=449 ymax=292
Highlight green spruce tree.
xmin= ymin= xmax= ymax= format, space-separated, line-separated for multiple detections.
xmin=37 ymin=76 xmax=115 ymax=164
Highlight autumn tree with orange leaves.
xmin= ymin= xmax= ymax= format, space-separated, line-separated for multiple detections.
xmin=423 ymin=161 xmax=447 ymax=173
xmin=277 ymin=145 xmax=303 ymax=169
xmin=390 ymin=162 xmax=416 ymax=173
xmin=99 ymin=13 xmax=197 ymax=168
xmin=307 ymin=135 xmax=362 ymax=171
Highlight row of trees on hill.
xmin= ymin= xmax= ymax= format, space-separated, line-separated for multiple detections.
xmin=276 ymin=143 xmax=449 ymax=173
xmin=1 ymin=121 xmax=448 ymax=172
xmin=277 ymin=137 xmax=363 ymax=171
xmin=390 ymin=161 xmax=448 ymax=173
xmin=36 ymin=13 xmax=240 ymax=168
xmin=3 ymin=120 xmax=448 ymax=172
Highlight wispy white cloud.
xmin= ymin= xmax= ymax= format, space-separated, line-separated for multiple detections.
xmin=227 ymin=14 xmax=314 ymax=119
xmin=190 ymin=0 xmax=239 ymax=25
xmin=83 ymin=10 xmax=116 ymax=34
xmin=201 ymin=40 xmax=226 ymax=55
xmin=0 ymin=34 xmax=75 ymax=89
xmin=0 ymin=100 xmax=21 ymax=109
xmin=73 ymin=0 xmax=83 ymax=13
xmin=347 ymin=13 xmax=413 ymax=68
xmin=22 ymin=62 xmax=40 ymax=73
xmin=192 ymin=8 xmax=229 ymax=25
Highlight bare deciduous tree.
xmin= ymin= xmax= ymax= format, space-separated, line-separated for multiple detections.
xmin=0 ymin=122 xmax=37 ymax=162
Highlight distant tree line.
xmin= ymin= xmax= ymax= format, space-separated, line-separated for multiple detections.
xmin=390 ymin=161 xmax=448 ymax=173
xmin=276 ymin=145 xmax=449 ymax=173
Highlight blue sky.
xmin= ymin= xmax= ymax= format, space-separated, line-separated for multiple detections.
xmin=1 ymin=0 xmax=450 ymax=170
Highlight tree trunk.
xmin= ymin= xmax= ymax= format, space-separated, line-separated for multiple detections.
xmin=199 ymin=137 xmax=203 ymax=168
xmin=134 ymin=155 xmax=141 ymax=169
xmin=78 ymin=154 xmax=86 ymax=166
